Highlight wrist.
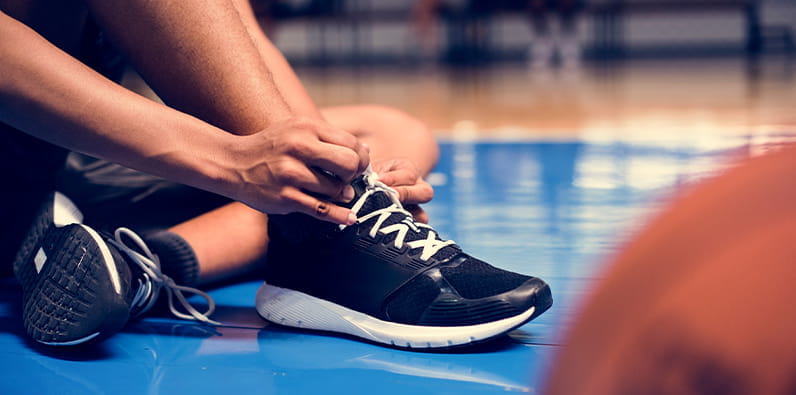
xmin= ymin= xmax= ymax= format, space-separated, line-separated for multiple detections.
xmin=138 ymin=118 xmax=243 ymax=202
xmin=189 ymin=130 xmax=244 ymax=201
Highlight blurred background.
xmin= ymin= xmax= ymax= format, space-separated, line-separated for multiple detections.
xmin=236 ymin=0 xmax=794 ymax=139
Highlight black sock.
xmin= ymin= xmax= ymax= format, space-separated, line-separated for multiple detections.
xmin=143 ymin=230 xmax=199 ymax=287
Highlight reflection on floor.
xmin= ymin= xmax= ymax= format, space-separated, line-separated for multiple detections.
xmin=301 ymin=58 xmax=796 ymax=138
xmin=0 ymin=135 xmax=791 ymax=394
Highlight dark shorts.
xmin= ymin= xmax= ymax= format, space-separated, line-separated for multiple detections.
xmin=0 ymin=127 xmax=230 ymax=277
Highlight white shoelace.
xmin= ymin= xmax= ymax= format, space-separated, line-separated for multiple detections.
xmin=346 ymin=171 xmax=455 ymax=261
xmin=109 ymin=228 xmax=220 ymax=326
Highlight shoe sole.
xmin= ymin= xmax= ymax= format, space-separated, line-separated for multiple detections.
xmin=256 ymin=283 xmax=548 ymax=349
xmin=13 ymin=191 xmax=83 ymax=277
xmin=18 ymin=223 xmax=128 ymax=346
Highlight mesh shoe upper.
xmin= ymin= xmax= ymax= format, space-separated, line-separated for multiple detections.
xmin=265 ymin=171 xmax=552 ymax=327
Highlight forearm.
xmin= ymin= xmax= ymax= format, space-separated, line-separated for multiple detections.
xmin=0 ymin=12 xmax=236 ymax=197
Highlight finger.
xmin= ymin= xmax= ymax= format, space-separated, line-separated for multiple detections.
xmin=298 ymin=167 xmax=356 ymax=203
xmin=283 ymin=188 xmax=357 ymax=226
xmin=316 ymin=126 xmax=359 ymax=150
xmin=406 ymin=204 xmax=429 ymax=224
xmin=392 ymin=181 xmax=434 ymax=205
xmin=317 ymin=128 xmax=369 ymax=175
xmin=274 ymin=161 xmax=352 ymax=202
xmin=354 ymin=141 xmax=370 ymax=174
xmin=378 ymin=167 xmax=418 ymax=187
xmin=298 ymin=142 xmax=362 ymax=182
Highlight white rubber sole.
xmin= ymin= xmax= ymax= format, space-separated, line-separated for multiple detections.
xmin=256 ymin=283 xmax=536 ymax=349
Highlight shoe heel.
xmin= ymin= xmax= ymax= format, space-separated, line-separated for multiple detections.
xmin=13 ymin=192 xmax=83 ymax=286
xmin=53 ymin=191 xmax=83 ymax=226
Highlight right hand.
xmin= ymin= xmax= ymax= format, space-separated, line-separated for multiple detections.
xmin=373 ymin=158 xmax=434 ymax=223
xmin=224 ymin=116 xmax=369 ymax=225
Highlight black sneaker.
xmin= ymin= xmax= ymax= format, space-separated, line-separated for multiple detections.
xmin=14 ymin=192 xmax=218 ymax=346
xmin=259 ymin=170 xmax=552 ymax=349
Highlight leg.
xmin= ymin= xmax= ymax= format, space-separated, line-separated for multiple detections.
xmin=168 ymin=203 xmax=268 ymax=285
xmin=83 ymin=0 xmax=296 ymax=134
xmin=527 ymin=0 xmax=554 ymax=69
xmin=555 ymin=0 xmax=582 ymax=68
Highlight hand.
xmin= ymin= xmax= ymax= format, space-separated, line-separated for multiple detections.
xmin=226 ymin=117 xmax=370 ymax=225
xmin=373 ymin=158 xmax=434 ymax=223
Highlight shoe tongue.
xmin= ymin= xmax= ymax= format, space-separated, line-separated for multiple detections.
xmin=350 ymin=175 xmax=395 ymax=215
xmin=350 ymin=175 xmax=369 ymax=197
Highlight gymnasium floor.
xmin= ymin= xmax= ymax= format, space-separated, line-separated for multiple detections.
xmin=1 ymin=59 xmax=793 ymax=393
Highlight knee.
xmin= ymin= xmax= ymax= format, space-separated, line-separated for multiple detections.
xmin=367 ymin=105 xmax=440 ymax=164
xmin=324 ymin=104 xmax=439 ymax=162
xmin=367 ymin=105 xmax=435 ymax=143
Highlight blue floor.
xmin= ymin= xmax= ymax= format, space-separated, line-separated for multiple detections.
xmin=0 ymin=137 xmax=757 ymax=394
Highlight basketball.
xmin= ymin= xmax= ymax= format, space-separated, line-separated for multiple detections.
xmin=546 ymin=145 xmax=796 ymax=394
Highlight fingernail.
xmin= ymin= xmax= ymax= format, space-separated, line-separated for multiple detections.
xmin=346 ymin=212 xmax=358 ymax=225
xmin=362 ymin=142 xmax=370 ymax=153
xmin=342 ymin=185 xmax=355 ymax=202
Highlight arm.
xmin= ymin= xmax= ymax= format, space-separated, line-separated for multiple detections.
xmin=0 ymin=11 xmax=358 ymax=224
xmin=228 ymin=0 xmax=438 ymax=219
xmin=0 ymin=11 xmax=228 ymax=192
xmin=83 ymin=0 xmax=368 ymax=222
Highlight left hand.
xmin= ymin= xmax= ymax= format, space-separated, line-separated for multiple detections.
xmin=373 ymin=159 xmax=433 ymax=223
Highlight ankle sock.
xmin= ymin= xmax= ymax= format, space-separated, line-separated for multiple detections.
xmin=143 ymin=230 xmax=199 ymax=287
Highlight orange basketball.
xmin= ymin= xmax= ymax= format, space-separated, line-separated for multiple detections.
xmin=546 ymin=144 xmax=796 ymax=394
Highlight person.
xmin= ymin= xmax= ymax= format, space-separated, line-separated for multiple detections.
xmin=527 ymin=0 xmax=582 ymax=70
xmin=1 ymin=0 xmax=552 ymax=349
xmin=412 ymin=0 xmax=582 ymax=68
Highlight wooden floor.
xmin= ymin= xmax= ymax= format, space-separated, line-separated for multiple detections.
xmin=299 ymin=57 xmax=796 ymax=140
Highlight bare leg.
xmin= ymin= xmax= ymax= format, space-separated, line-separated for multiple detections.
xmin=168 ymin=202 xmax=268 ymax=285
xmin=83 ymin=0 xmax=296 ymax=134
